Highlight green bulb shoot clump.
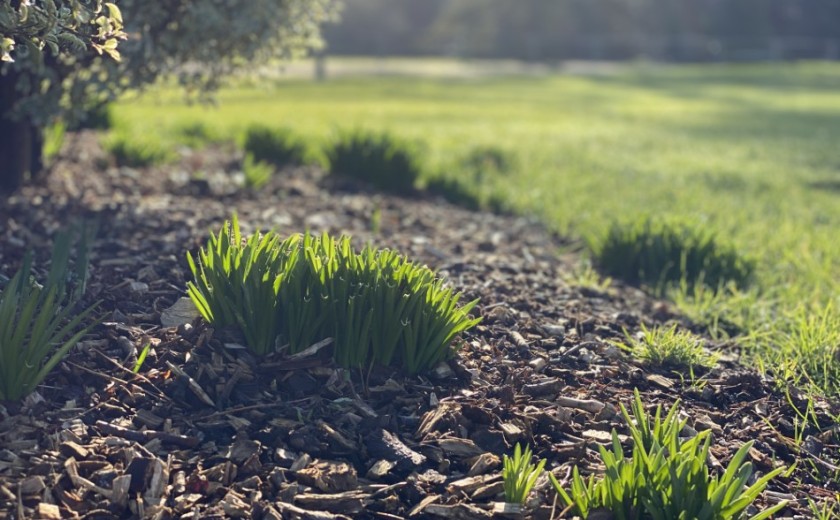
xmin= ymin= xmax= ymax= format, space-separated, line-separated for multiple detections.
xmin=187 ymin=217 xmax=481 ymax=374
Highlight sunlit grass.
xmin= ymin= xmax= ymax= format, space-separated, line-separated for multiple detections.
xmin=617 ymin=323 xmax=718 ymax=371
xmin=113 ymin=60 xmax=840 ymax=396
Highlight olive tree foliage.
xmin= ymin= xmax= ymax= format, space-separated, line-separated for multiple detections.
xmin=0 ymin=0 xmax=338 ymax=191
xmin=0 ymin=1 xmax=125 ymax=126
xmin=114 ymin=1 xmax=337 ymax=95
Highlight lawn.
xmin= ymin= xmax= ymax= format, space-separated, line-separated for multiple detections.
xmin=113 ymin=60 xmax=840 ymax=396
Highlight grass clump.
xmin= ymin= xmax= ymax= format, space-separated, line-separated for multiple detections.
xmin=0 ymin=227 xmax=98 ymax=401
xmin=186 ymin=216 xmax=286 ymax=356
xmin=753 ymin=304 xmax=840 ymax=396
xmin=425 ymin=175 xmax=482 ymax=211
xmin=326 ymin=130 xmax=422 ymax=195
xmin=502 ymin=444 xmax=546 ymax=505
xmin=104 ymin=132 xmax=174 ymax=168
xmin=551 ymin=389 xmax=786 ymax=520
xmin=461 ymin=145 xmax=516 ymax=178
xmin=243 ymin=125 xmax=310 ymax=168
xmin=242 ymin=153 xmax=274 ymax=189
xmin=592 ymin=216 xmax=755 ymax=293
xmin=173 ymin=121 xmax=225 ymax=149
xmin=617 ymin=323 xmax=717 ymax=370
xmin=187 ymin=217 xmax=480 ymax=373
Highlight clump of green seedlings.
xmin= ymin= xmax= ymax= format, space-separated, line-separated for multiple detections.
xmin=242 ymin=153 xmax=274 ymax=189
xmin=550 ymin=389 xmax=786 ymax=519
xmin=561 ymin=258 xmax=613 ymax=292
xmin=243 ymin=125 xmax=310 ymax=168
xmin=592 ymin=216 xmax=755 ymax=293
xmin=104 ymin=132 xmax=174 ymax=168
xmin=326 ymin=130 xmax=423 ymax=195
xmin=617 ymin=323 xmax=718 ymax=370
xmin=0 ymin=227 xmax=98 ymax=401
xmin=502 ymin=443 xmax=546 ymax=505
xmin=186 ymin=217 xmax=480 ymax=374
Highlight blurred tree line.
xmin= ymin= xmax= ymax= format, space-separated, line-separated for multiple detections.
xmin=323 ymin=0 xmax=840 ymax=61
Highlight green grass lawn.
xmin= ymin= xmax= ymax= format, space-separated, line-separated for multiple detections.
xmin=113 ymin=60 xmax=840 ymax=396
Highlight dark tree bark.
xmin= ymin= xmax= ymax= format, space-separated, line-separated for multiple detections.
xmin=0 ymin=69 xmax=42 ymax=194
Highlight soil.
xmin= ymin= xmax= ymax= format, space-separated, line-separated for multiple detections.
xmin=0 ymin=132 xmax=838 ymax=519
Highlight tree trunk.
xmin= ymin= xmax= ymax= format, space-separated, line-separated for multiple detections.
xmin=0 ymin=69 xmax=42 ymax=194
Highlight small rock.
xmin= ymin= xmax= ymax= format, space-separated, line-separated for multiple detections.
xmin=161 ymin=297 xmax=200 ymax=328
xmin=431 ymin=362 xmax=455 ymax=379
xmin=130 ymin=281 xmax=149 ymax=294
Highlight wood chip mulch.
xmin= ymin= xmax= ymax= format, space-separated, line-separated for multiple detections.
xmin=1 ymin=132 xmax=838 ymax=519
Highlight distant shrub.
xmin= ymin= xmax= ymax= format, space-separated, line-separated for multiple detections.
xmin=104 ymin=133 xmax=174 ymax=168
xmin=187 ymin=218 xmax=481 ymax=373
xmin=326 ymin=130 xmax=422 ymax=195
xmin=243 ymin=125 xmax=309 ymax=168
xmin=592 ymin=216 xmax=754 ymax=292
xmin=242 ymin=153 xmax=273 ymax=189
xmin=425 ymin=176 xmax=482 ymax=211
xmin=425 ymin=175 xmax=514 ymax=214
xmin=174 ymin=121 xmax=225 ymax=149
xmin=461 ymin=145 xmax=516 ymax=176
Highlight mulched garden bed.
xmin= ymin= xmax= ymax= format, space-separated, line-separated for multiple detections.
xmin=0 ymin=132 xmax=838 ymax=519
